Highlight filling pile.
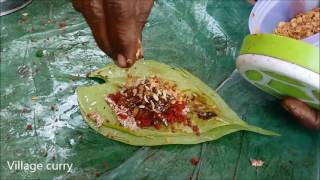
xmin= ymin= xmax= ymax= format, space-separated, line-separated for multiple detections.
xmin=105 ymin=76 xmax=217 ymax=135
xmin=273 ymin=8 xmax=320 ymax=40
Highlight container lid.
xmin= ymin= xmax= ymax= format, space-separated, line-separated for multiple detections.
xmin=237 ymin=54 xmax=320 ymax=109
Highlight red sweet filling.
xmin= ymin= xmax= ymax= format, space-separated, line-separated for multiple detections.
xmin=106 ymin=76 xmax=216 ymax=135
xmin=108 ymin=93 xmax=191 ymax=129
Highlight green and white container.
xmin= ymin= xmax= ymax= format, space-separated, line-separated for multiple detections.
xmin=236 ymin=34 xmax=320 ymax=109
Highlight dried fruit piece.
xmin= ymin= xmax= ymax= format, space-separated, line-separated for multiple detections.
xmin=197 ymin=111 xmax=217 ymax=120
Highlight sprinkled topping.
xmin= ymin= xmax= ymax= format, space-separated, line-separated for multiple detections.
xmin=87 ymin=112 xmax=105 ymax=128
xmin=105 ymin=97 xmax=138 ymax=130
xmin=105 ymin=76 xmax=217 ymax=135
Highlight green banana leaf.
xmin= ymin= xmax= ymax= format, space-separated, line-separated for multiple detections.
xmin=77 ymin=60 xmax=278 ymax=146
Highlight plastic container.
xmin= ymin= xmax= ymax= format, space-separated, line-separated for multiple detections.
xmin=0 ymin=0 xmax=32 ymax=16
xmin=249 ymin=0 xmax=319 ymax=46
xmin=236 ymin=34 xmax=320 ymax=109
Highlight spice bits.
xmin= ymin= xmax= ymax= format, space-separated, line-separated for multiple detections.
xmin=105 ymin=76 xmax=217 ymax=135
xmin=105 ymin=76 xmax=189 ymax=130
xmin=273 ymin=8 xmax=320 ymax=40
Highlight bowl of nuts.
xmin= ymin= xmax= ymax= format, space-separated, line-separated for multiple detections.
xmin=236 ymin=0 xmax=320 ymax=109
xmin=249 ymin=0 xmax=319 ymax=46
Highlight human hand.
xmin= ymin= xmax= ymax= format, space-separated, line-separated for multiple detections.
xmin=282 ymin=97 xmax=320 ymax=130
xmin=72 ymin=0 xmax=154 ymax=67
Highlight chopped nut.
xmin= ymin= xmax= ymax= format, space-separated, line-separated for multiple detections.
xmin=152 ymin=93 xmax=159 ymax=101
xmin=150 ymin=100 xmax=155 ymax=110
xmin=162 ymin=90 xmax=167 ymax=100
xmin=144 ymin=95 xmax=149 ymax=103
xmin=132 ymin=88 xmax=137 ymax=96
xmin=139 ymin=105 xmax=145 ymax=109
xmin=133 ymin=107 xmax=139 ymax=117
xmin=273 ymin=8 xmax=320 ymax=40
xmin=145 ymin=85 xmax=150 ymax=91
xmin=278 ymin=22 xmax=286 ymax=27
xmin=162 ymin=119 xmax=168 ymax=126
xmin=138 ymin=85 xmax=144 ymax=94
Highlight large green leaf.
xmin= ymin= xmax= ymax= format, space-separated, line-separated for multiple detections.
xmin=1 ymin=0 xmax=318 ymax=179
xmin=77 ymin=60 xmax=278 ymax=146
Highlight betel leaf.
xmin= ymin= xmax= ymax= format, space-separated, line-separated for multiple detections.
xmin=77 ymin=60 xmax=279 ymax=146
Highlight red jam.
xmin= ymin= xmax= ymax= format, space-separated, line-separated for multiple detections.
xmin=105 ymin=76 xmax=212 ymax=135
xmin=108 ymin=90 xmax=201 ymax=134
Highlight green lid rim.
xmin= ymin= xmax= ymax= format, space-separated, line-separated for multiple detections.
xmin=239 ymin=34 xmax=320 ymax=73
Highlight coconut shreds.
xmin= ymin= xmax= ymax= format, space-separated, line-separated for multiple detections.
xmin=105 ymin=96 xmax=139 ymax=131
xmin=250 ymin=159 xmax=265 ymax=167
xmin=87 ymin=112 xmax=105 ymax=128
xmin=104 ymin=75 xmax=217 ymax=134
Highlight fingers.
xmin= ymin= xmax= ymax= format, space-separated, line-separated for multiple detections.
xmin=118 ymin=0 xmax=153 ymax=65
xmin=74 ymin=0 xmax=113 ymax=57
xmin=123 ymin=39 xmax=140 ymax=66
xmin=72 ymin=0 xmax=83 ymax=12
xmin=105 ymin=0 xmax=140 ymax=67
xmin=116 ymin=54 xmax=128 ymax=67
xmin=136 ymin=0 xmax=155 ymax=31
xmin=73 ymin=0 xmax=153 ymax=68
xmin=134 ymin=0 xmax=154 ymax=63
xmin=134 ymin=0 xmax=153 ymax=63
xmin=282 ymin=97 xmax=320 ymax=130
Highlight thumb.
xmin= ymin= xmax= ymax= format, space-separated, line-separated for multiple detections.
xmin=123 ymin=39 xmax=140 ymax=66
xmin=282 ymin=97 xmax=320 ymax=130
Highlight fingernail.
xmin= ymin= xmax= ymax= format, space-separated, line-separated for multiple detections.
xmin=135 ymin=49 xmax=141 ymax=59
xmin=140 ymin=48 xmax=144 ymax=59
xmin=127 ymin=59 xmax=133 ymax=65
xmin=117 ymin=54 xmax=127 ymax=67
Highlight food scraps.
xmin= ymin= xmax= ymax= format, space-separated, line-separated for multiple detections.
xmin=191 ymin=157 xmax=200 ymax=166
xmin=250 ymin=159 xmax=264 ymax=167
